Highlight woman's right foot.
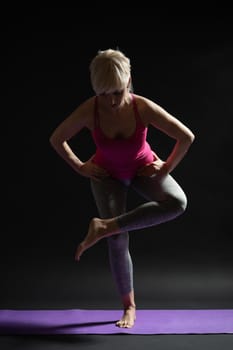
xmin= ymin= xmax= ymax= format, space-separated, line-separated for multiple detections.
xmin=116 ymin=306 xmax=136 ymax=328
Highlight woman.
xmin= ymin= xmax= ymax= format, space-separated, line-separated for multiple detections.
xmin=49 ymin=48 xmax=195 ymax=328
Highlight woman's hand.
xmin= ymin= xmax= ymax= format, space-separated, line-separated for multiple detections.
xmin=137 ymin=158 xmax=168 ymax=180
xmin=78 ymin=156 xmax=109 ymax=181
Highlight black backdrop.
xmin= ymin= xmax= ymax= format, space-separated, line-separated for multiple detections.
xmin=4 ymin=8 xmax=233 ymax=310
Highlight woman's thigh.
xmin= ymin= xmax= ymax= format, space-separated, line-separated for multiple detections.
xmin=131 ymin=174 xmax=187 ymax=206
xmin=90 ymin=177 xmax=129 ymax=218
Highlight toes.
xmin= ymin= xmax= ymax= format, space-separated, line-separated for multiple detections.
xmin=74 ymin=243 xmax=85 ymax=261
xmin=116 ymin=320 xmax=133 ymax=328
xmin=116 ymin=320 xmax=124 ymax=327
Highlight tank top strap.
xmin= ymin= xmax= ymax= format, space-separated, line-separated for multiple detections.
xmin=94 ymin=96 xmax=100 ymax=128
xmin=131 ymin=93 xmax=143 ymax=125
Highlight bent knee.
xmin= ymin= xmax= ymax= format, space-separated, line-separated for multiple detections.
xmin=166 ymin=193 xmax=187 ymax=215
xmin=174 ymin=194 xmax=187 ymax=214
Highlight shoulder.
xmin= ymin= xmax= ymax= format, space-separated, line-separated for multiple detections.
xmin=132 ymin=94 xmax=162 ymax=125
xmin=76 ymin=96 xmax=96 ymax=115
xmin=69 ymin=96 xmax=96 ymax=129
xmin=133 ymin=93 xmax=161 ymax=110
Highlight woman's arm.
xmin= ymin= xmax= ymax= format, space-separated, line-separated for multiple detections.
xmin=138 ymin=96 xmax=195 ymax=177
xmin=49 ymin=98 xmax=109 ymax=180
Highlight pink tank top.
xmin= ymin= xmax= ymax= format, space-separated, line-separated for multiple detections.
xmin=91 ymin=94 xmax=155 ymax=180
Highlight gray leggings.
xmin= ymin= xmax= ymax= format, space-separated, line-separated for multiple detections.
xmin=90 ymin=174 xmax=187 ymax=296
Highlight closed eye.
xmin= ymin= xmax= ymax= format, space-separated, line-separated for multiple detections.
xmin=100 ymin=90 xmax=124 ymax=96
xmin=112 ymin=90 xmax=124 ymax=96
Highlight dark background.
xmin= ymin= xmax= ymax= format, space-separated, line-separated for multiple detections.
xmin=4 ymin=6 xmax=233 ymax=349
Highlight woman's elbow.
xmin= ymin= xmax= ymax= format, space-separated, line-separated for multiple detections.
xmin=49 ymin=132 xmax=61 ymax=150
xmin=184 ymin=129 xmax=195 ymax=146
xmin=49 ymin=133 xmax=56 ymax=147
xmin=189 ymin=130 xmax=195 ymax=144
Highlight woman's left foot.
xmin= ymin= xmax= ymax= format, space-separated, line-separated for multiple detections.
xmin=75 ymin=218 xmax=107 ymax=261
xmin=116 ymin=306 xmax=136 ymax=328
xmin=75 ymin=217 xmax=120 ymax=261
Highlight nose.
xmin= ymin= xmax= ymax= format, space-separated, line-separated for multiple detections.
xmin=110 ymin=94 xmax=117 ymax=106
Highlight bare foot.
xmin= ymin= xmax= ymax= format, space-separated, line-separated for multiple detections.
xmin=116 ymin=306 xmax=136 ymax=328
xmin=75 ymin=218 xmax=108 ymax=261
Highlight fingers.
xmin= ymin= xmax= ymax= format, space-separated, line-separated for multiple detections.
xmin=93 ymin=166 xmax=108 ymax=176
xmin=136 ymin=164 xmax=148 ymax=176
xmin=137 ymin=164 xmax=154 ymax=177
xmin=79 ymin=161 xmax=109 ymax=179
xmin=91 ymin=166 xmax=109 ymax=179
xmin=137 ymin=159 xmax=166 ymax=177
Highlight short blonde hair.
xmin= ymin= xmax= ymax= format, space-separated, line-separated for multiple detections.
xmin=89 ymin=49 xmax=131 ymax=95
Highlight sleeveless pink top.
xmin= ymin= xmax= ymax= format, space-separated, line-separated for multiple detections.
xmin=91 ymin=94 xmax=155 ymax=180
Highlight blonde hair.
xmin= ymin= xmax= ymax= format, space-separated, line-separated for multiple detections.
xmin=89 ymin=49 xmax=132 ymax=95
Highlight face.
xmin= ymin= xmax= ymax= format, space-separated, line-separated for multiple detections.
xmin=99 ymin=87 xmax=129 ymax=110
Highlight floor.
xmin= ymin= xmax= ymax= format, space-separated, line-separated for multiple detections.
xmin=1 ymin=245 xmax=233 ymax=349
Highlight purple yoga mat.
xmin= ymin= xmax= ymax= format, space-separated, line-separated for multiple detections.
xmin=0 ymin=309 xmax=233 ymax=334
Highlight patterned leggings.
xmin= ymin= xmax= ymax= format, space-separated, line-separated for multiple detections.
xmin=90 ymin=174 xmax=187 ymax=296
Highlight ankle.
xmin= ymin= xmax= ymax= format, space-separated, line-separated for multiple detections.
xmin=125 ymin=304 xmax=136 ymax=310
xmin=104 ymin=218 xmax=121 ymax=235
xmin=121 ymin=290 xmax=136 ymax=310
